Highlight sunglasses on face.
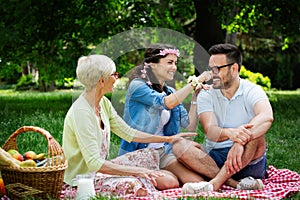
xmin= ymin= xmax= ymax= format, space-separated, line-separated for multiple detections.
xmin=208 ymin=63 xmax=235 ymax=73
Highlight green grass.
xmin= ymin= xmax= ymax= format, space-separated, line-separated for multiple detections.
xmin=0 ymin=88 xmax=299 ymax=169
xmin=0 ymin=89 xmax=299 ymax=199
xmin=0 ymin=89 xmax=81 ymax=155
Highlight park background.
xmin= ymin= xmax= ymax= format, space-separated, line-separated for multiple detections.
xmin=0 ymin=1 xmax=299 ymax=199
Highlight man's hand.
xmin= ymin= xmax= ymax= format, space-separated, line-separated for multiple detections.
xmin=225 ymin=143 xmax=244 ymax=174
xmin=228 ymin=124 xmax=253 ymax=145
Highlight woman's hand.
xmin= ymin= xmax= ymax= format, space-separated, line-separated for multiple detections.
xmin=135 ymin=169 xmax=165 ymax=186
xmin=194 ymin=83 xmax=211 ymax=92
xmin=198 ymin=71 xmax=213 ymax=83
xmin=100 ymin=161 xmax=164 ymax=186
xmin=189 ymin=71 xmax=212 ymax=91
xmin=168 ymin=132 xmax=197 ymax=144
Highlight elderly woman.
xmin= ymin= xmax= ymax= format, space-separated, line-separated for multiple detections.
xmin=62 ymin=54 xmax=194 ymax=198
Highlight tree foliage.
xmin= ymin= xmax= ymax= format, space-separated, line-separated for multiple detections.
xmin=209 ymin=0 xmax=300 ymax=89
xmin=0 ymin=0 xmax=299 ymax=90
xmin=0 ymin=0 xmax=196 ymax=90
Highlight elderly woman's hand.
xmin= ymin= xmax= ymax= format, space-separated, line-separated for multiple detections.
xmin=134 ymin=169 xmax=165 ymax=186
xmin=168 ymin=132 xmax=197 ymax=145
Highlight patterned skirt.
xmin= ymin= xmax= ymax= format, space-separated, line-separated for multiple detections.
xmin=61 ymin=148 xmax=162 ymax=199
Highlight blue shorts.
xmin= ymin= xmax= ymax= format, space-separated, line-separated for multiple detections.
xmin=207 ymin=147 xmax=267 ymax=180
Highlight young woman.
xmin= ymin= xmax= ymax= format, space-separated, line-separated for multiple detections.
xmin=62 ymin=54 xmax=195 ymax=198
xmin=118 ymin=43 xmax=212 ymax=189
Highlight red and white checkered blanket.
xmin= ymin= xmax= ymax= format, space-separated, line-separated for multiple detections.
xmin=2 ymin=165 xmax=298 ymax=200
xmin=133 ymin=165 xmax=300 ymax=200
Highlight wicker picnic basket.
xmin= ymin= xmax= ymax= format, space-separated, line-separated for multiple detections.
xmin=0 ymin=126 xmax=68 ymax=199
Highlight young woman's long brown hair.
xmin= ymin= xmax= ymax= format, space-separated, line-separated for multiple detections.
xmin=128 ymin=43 xmax=178 ymax=93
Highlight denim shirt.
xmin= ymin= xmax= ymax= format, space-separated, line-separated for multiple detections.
xmin=118 ymin=78 xmax=190 ymax=156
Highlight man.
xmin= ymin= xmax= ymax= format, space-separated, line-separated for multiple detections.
xmin=173 ymin=43 xmax=274 ymax=193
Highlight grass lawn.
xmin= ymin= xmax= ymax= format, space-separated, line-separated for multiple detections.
xmin=0 ymin=88 xmax=299 ymax=199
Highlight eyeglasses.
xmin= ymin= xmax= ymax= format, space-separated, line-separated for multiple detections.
xmin=209 ymin=63 xmax=235 ymax=73
xmin=111 ymin=72 xmax=120 ymax=79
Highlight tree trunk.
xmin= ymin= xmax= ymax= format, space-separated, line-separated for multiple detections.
xmin=226 ymin=32 xmax=237 ymax=44
xmin=193 ymin=0 xmax=225 ymax=75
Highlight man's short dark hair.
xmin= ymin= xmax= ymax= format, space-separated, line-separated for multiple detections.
xmin=208 ymin=43 xmax=242 ymax=71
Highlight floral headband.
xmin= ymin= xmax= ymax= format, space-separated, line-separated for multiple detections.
xmin=158 ymin=48 xmax=180 ymax=57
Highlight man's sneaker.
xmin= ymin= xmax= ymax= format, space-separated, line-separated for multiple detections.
xmin=182 ymin=182 xmax=213 ymax=195
xmin=237 ymin=176 xmax=264 ymax=190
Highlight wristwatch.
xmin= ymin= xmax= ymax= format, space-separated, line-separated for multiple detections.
xmin=191 ymin=101 xmax=197 ymax=105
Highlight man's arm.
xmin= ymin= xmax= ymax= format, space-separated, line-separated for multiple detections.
xmin=246 ymin=99 xmax=274 ymax=140
xmin=199 ymin=111 xmax=226 ymax=141
xmin=199 ymin=112 xmax=252 ymax=145
xmin=226 ymin=99 xmax=273 ymax=173
xmin=199 ymin=99 xmax=273 ymax=145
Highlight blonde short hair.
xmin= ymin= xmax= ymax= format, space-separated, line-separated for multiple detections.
xmin=76 ymin=55 xmax=116 ymax=90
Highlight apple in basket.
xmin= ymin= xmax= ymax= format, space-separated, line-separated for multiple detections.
xmin=7 ymin=149 xmax=24 ymax=162
xmin=0 ymin=176 xmax=6 ymax=195
xmin=23 ymin=150 xmax=37 ymax=160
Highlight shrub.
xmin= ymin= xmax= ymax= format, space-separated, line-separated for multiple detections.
xmin=14 ymin=74 xmax=38 ymax=91
xmin=240 ymin=66 xmax=271 ymax=91
xmin=55 ymin=77 xmax=75 ymax=89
